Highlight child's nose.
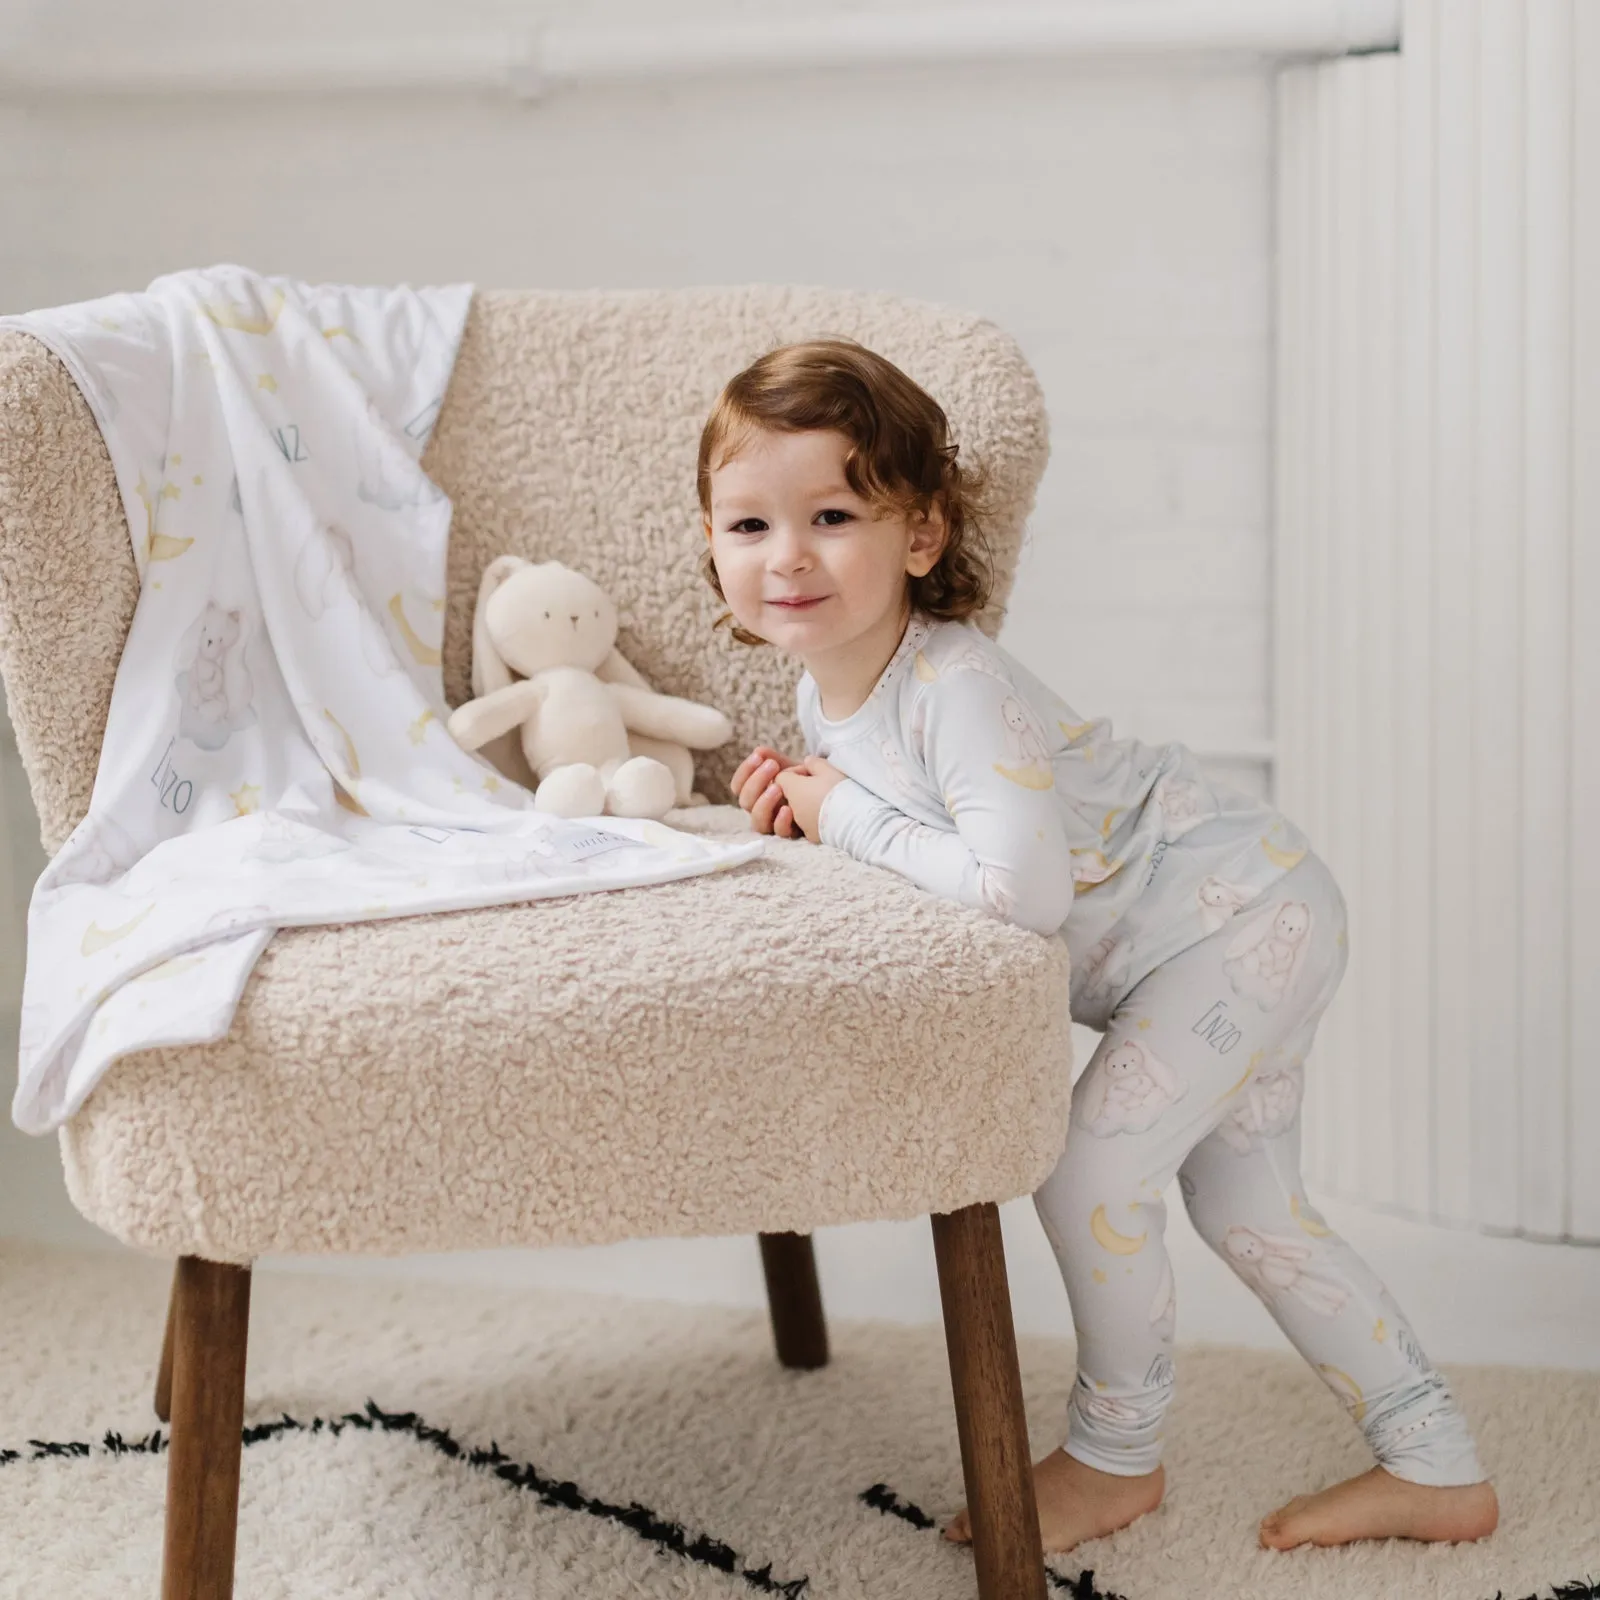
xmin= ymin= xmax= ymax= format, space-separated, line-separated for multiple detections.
xmin=768 ymin=526 xmax=811 ymax=569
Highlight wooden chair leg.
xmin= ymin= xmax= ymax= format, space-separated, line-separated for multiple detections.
xmin=162 ymin=1256 xmax=252 ymax=1600
xmin=757 ymin=1231 xmax=829 ymax=1369
xmin=931 ymin=1203 xmax=1046 ymax=1600
xmin=154 ymin=1263 xmax=178 ymax=1423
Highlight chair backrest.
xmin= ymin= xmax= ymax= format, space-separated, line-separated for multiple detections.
xmin=0 ymin=286 xmax=1048 ymax=853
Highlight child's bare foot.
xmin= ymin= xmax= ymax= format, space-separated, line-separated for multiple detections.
xmin=1259 ymin=1466 xmax=1498 ymax=1550
xmin=943 ymin=1449 xmax=1164 ymax=1553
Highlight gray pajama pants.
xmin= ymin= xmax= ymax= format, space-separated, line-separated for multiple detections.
xmin=1034 ymin=853 xmax=1486 ymax=1487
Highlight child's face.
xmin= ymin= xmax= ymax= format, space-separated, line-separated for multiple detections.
xmin=704 ymin=427 xmax=942 ymax=661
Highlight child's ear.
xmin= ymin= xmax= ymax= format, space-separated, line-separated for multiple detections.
xmin=905 ymin=506 xmax=947 ymax=577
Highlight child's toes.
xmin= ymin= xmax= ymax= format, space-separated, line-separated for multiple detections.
xmin=942 ymin=1511 xmax=972 ymax=1544
xmin=1258 ymin=1499 xmax=1306 ymax=1549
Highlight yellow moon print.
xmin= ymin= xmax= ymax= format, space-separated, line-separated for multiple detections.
xmin=1260 ymin=832 xmax=1307 ymax=871
xmin=1072 ymin=852 xmax=1125 ymax=895
xmin=914 ymin=651 xmax=937 ymax=682
xmin=1101 ymin=807 xmax=1123 ymax=840
xmin=1291 ymin=1193 xmax=1333 ymax=1238
xmin=1317 ymin=1364 xmax=1367 ymax=1422
xmin=1059 ymin=719 xmax=1096 ymax=741
xmin=147 ymin=533 xmax=194 ymax=563
xmin=1090 ymin=1203 xmax=1147 ymax=1256
xmin=389 ymin=594 xmax=442 ymax=666
xmin=136 ymin=475 xmax=193 ymax=564
xmin=323 ymin=709 xmax=370 ymax=816
xmin=201 ymin=285 xmax=285 ymax=335
xmin=1210 ymin=1057 xmax=1256 ymax=1107
xmin=80 ymin=904 xmax=155 ymax=956
xmin=132 ymin=955 xmax=207 ymax=984
xmin=993 ymin=762 xmax=1055 ymax=791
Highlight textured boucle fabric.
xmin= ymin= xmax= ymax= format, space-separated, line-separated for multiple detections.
xmin=0 ymin=330 xmax=138 ymax=854
xmin=0 ymin=286 xmax=1064 ymax=1259
xmin=60 ymin=806 xmax=1073 ymax=1262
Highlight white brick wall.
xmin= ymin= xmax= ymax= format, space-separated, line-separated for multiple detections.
xmin=0 ymin=48 xmax=1278 ymax=1241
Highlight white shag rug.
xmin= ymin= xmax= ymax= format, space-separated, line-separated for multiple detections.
xmin=0 ymin=1241 xmax=1595 ymax=1600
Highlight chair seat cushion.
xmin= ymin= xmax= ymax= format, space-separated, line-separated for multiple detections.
xmin=60 ymin=808 xmax=1074 ymax=1262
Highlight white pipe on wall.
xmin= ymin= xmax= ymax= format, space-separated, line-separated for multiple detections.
xmin=0 ymin=2 xmax=1403 ymax=99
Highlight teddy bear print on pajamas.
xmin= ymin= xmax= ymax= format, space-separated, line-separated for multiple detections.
xmin=1073 ymin=1039 xmax=1187 ymax=1138
xmin=796 ymin=611 xmax=1488 ymax=1493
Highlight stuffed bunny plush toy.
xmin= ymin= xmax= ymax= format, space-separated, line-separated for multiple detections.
xmin=446 ymin=556 xmax=733 ymax=819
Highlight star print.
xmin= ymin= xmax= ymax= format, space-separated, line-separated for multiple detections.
xmin=1092 ymin=1268 xmax=1108 ymax=1284
xmin=408 ymin=710 xmax=435 ymax=746
xmin=1373 ymin=1318 xmax=1386 ymax=1342
xmin=257 ymin=373 xmax=278 ymax=393
xmin=229 ymin=783 xmax=262 ymax=816
xmin=1137 ymin=1018 xmax=1153 ymax=1031
xmin=192 ymin=474 xmax=203 ymax=486
xmin=483 ymin=775 xmax=501 ymax=794
xmin=159 ymin=483 xmax=181 ymax=500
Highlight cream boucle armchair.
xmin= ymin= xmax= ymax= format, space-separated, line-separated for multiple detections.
xmin=0 ymin=287 xmax=1071 ymax=1600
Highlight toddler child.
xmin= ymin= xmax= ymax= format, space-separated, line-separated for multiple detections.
xmin=700 ymin=337 xmax=1498 ymax=1554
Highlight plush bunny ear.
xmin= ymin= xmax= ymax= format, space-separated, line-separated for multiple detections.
xmin=471 ymin=555 xmax=530 ymax=698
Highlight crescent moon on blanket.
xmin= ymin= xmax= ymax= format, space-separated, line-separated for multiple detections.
xmin=322 ymin=709 xmax=370 ymax=816
xmin=1101 ymin=807 xmax=1123 ymax=840
xmin=201 ymin=286 xmax=285 ymax=335
xmin=1317 ymin=1364 xmax=1367 ymax=1422
xmin=1291 ymin=1193 xmax=1334 ymax=1238
xmin=80 ymin=904 xmax=155 ymax=956
xmin=135 ymin=476 xmax=194 ymax=564
xmin=1090 ymin=1203 xmax=1147 ymax=1256
xmin=388 ymin=594 xmax=442 ymax=666
xmin=1260 ymin=833 xmax=1307 ymax=871
xmin=131 ymin=955 xmax=207 ymax=983
xmin=1059 ymin=720 xmax=1096 ymax=741
xmin=992 ymin=762 xmax=1055 ymax=791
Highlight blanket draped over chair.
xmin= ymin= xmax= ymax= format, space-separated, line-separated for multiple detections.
xmin=0 ymin=267 xmax=760 ymax=1136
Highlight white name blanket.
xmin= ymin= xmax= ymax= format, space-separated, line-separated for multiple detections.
xmin=3 ymin=266 xmax=762 ymax=1136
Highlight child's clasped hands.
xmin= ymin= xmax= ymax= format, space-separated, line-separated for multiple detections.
xmin=730 ymin=745 xmax=846 ymax=842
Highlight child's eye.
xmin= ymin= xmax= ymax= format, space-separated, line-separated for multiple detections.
xmin=729 ymin=518 xmax=767 ymax=534
xmin=814 ymin=509 xmax=853 ymax=526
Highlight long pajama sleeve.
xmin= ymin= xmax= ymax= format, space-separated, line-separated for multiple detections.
xmin=794 ymin=611 xmax=1312 ymax=1027
xmin=815 ymin=665 xmax=1077 ymax=936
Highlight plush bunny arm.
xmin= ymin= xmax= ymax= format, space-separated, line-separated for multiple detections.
xmin=605 ymin=683 xmax=732 ymax=749
xmin=447 ymin=678 xmax=547 ymax=751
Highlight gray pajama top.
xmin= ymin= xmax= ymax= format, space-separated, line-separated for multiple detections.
xmin=802 ymin=612 xmax=1314 ymax=1024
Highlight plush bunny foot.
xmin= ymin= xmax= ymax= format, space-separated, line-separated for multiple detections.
xmin=604 ymin=756 xmax=677 ymax=818
xmin=533 ymin=763 xmax=606 ymax=818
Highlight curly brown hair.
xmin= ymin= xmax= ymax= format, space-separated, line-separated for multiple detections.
xmin=697 ymin=338 xmax=993 ymax=647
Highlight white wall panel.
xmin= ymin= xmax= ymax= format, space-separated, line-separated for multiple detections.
xmin=1278 ymin=0 xmax=1597 ymax=1240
